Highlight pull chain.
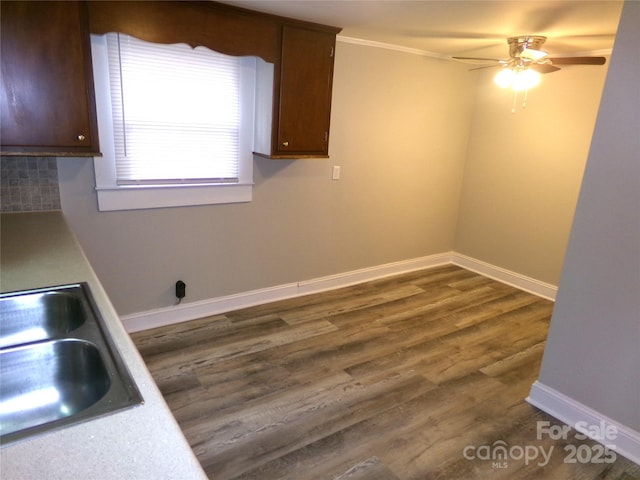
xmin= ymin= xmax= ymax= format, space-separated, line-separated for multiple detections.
xmin=511 ymin=89 xmax=530 ymax=113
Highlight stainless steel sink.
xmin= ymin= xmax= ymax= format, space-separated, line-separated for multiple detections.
xmin=1 ymin=340 xmax=111 ymax=435
xmin=0 ymin=283 xmax=143 ymax=444
xmin=0 ymin=290 xmax=85 ymax=348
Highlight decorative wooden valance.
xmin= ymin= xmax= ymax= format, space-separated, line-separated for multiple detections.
xmin=87 ymin=1 xmax=341 ymax=64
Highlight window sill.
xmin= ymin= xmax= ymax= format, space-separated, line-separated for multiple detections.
xmin=95 ymin=183 xmax=252 ymax=211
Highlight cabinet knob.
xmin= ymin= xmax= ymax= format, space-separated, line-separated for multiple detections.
xmin=77 ymin=134 xmax=86 ymax=141
xmin=282 ymin=141 xmax=289 ymax=147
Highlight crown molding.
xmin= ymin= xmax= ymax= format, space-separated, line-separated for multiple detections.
xmin=337 ymin=36 xmax=612 ymax=61
xmin=337 ymin=35 xmax=450 ymax=59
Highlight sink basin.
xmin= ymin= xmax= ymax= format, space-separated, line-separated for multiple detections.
xmin=0 ymin=339 xmax=111 ymax=436
xmin=0 ymin=289 xmax=85 ymax=348
xmin=0 ymin=283 xmax=143 ymax=444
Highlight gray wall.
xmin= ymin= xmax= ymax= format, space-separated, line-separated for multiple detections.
xmin=537 ymin=0 xmax=639 ymax=431
xmin=58 ymin=27 xmax=614 ymax=319
xmin=455 ymin=56 xmax=609 ymax=285
xmin=59 ymin=42 xmax=476 ymax=315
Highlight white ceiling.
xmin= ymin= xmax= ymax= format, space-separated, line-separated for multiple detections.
xmin=219 ymin=1 xmax=624 ymax=60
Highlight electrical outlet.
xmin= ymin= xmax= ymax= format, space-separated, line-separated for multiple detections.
xmin=175 ymin=280 xmax=186 ymax=299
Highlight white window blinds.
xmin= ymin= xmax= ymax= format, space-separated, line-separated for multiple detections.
xmin=106 ymin=33 xmax=241 ymax=185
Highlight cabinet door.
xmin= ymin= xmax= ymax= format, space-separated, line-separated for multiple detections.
xmin=1 ymin=1 xmax=99 ymax=155
xmin=275 ymin=25 xmax=336 ymax=157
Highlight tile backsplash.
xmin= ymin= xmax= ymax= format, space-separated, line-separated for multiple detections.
xmin=1 ymin=157 xmax=62 ymax=212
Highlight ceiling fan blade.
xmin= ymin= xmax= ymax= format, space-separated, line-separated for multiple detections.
xmin=549 ymin=56 xmax=606 ymax=65
xmin=469 ymin=64 xmax=501 ymax=71
xmin=531 ymin=63 xmax=561 ymax=74
xmin=452 ymin=56 xmax=504 ymax=62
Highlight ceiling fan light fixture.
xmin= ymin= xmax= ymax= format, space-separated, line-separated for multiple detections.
xmin=494 ymin=67 xmax=541 ymax=91
xmin=513 ymin=69 xmax=541 ymax=91
xmin=494 ymin=68 xmax=515 ymax=88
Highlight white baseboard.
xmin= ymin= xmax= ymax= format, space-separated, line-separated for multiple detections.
xmin=451 ymin=253 xmax=557 ymax=301
xmin=527 ymin=381 xmax=640 ymax=465
xmin=296 ymin=252 xmax=452 ymax=296
xmin=122 ymin=252 xmax=453 ymax=333
xmin=122 ymin=252 xmax=556 ymax=333
xmin=122 ymin=282 xmax=297 ymax=333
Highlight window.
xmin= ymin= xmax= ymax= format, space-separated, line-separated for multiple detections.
xmin=90 ymin=33 xmax=256 ymax=211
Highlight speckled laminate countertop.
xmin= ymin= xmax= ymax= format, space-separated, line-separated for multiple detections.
xmin=0 ymin=211 xmax=207 ymax=479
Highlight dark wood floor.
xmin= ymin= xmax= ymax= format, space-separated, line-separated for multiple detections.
xmin=132 ymin=265 xmax=640 ymax=480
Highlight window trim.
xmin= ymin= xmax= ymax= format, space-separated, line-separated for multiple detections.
xmin=90 ymin=34 xmax=255 ymax=212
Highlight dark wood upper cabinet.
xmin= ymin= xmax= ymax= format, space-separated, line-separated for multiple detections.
xmin=271 ymin=25 xmax=337 ymax=158
xmin=1 ymin=1 xmax=99 ymax=156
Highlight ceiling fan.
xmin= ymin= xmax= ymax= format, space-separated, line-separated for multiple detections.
xmin=453 ymin=36 xmax=607 ymax=111
xmin=453 ymin=35 xmax=606 ymax=75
